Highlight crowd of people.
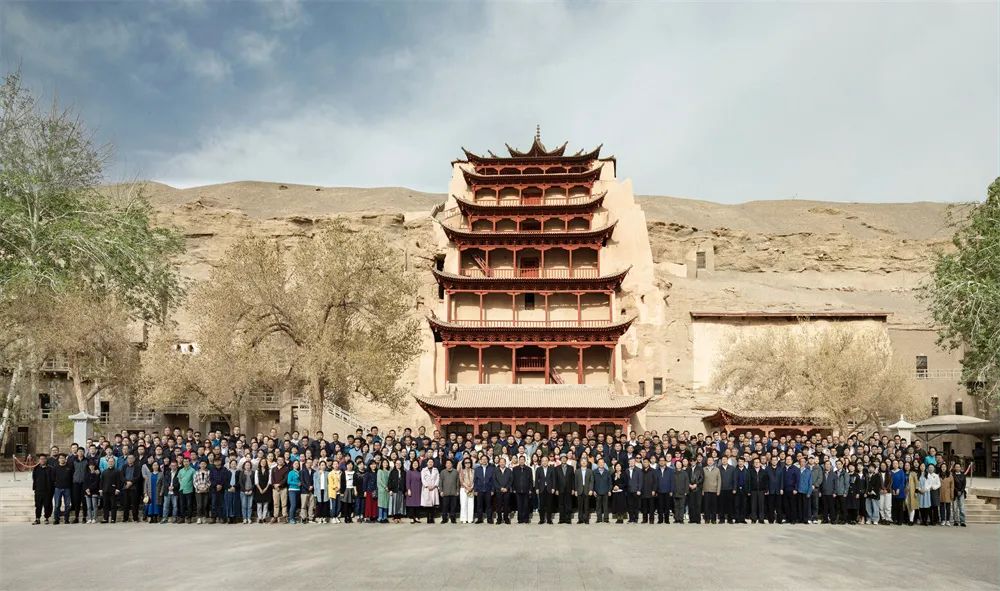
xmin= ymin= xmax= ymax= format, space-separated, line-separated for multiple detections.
xmin=29 ymin=424 xmax=972 ymax=527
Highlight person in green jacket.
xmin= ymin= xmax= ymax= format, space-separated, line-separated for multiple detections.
xmin=176 ymin=458 xmax=196 ymax=523
xmin=376 ymin=459 xmax=391 ymax=523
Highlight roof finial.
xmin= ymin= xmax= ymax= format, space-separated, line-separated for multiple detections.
xmin=535 ymin=124 xmax=541 ymax=142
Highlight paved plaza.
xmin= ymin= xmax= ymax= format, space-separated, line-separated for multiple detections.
xmin=1 ymin=522 xmax=997 ymax=590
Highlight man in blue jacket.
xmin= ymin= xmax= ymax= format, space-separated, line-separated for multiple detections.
xmin=472 ymin=455 xmax=494 ymax=524
xmin=593 ymin=458 xmax=613 ymax=523
xmin=655 ymin=456 xmax=674 ymax=523
xmin=782 ymin=455 xmax=800 ymax=523
xmin=719 ymin=455 xmax=736 ymax=523
xmin=765 ymin=456 xmax=785 ymax=523
xmin=796 ymin=457 xmax=813 ymax=524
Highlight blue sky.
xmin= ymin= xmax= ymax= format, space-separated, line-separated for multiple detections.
xmin=2 ymin=0 xmax=998 ymax=203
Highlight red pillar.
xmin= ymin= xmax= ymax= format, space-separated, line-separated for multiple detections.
xmin=609 ymin=345 xmax=615 ymax=383
xmin=511 ymin=346 xmax=517 ymax=384
xmin=544 ymin=293 xmax=550 ymax=325
xmin=511 ymin=292 xmax=517 ymax=322
xmin=478 ymin=346 xmax=484 ymax=384
xmin=443 ymin=345 xmax=450 ymax=386
xmin=577 ymin=346 xmax=584 ymax=384
xmin=568 ymin=248 xmax=574 ymax=278
xmin=479 ymin=292 xmax=484 ymax=322
xmin=576 ymin=292 xmax=582 ymax=324
xmin=544 ymin=346 xmax=551 ymax=385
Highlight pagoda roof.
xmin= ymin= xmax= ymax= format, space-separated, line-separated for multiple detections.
xmin=462 ymin=164 xmax=603 ymax=186
xmin=509 ymin=136 xmax=566 ymax=157
xmin=431 ymin=266 xmax=630 ymax=292
xmin=703 ymin=408 xmax=830 ymax=428
xmin=415 ymin=384 xmax=651 ymax=411
xmin=452 ymin=191 xmax=606 ymax=215
xmin=427 ymin=314 xmax=635 ymax=345
xmin=459 ymin=144 xmax=602 ymax=165
xmin=439 ymin=220 xmax=617 ymax=247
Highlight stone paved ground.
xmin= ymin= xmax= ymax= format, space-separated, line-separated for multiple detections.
xmin=1 ymin=521 xmax=997 ymax=590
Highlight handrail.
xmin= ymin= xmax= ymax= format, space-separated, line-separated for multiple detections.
xmin=446 ymin=319 xmax=613 ymax=327
xmin=459 ymin=268 xmax=599 ymax=279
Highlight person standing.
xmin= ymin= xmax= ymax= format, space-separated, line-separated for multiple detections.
xmin=404 ymin=459 xmax=422 ymax=524
xmin=421 ymin=458 xmax=441 ymax=524
xmin=625 ymin=458 xmax=642 ymax=524
xmin=511 ymin=456 xmax=533 ymax=524
xmin=809 ymin=456 xmax=823 ymax=524
xmin=833 ymin=462 xmax=849 ymax=524
xmin=458 ymin=457 xmax=475 ymax=524
xmin=270 ymin=457 xmax=289 ymax=523
xmin=99 ymin=457 xmax=122 ymax=523
xmin=748 ymin=458 xmax=769 ymax=524
xmin=719 ymin=454 xmax=736 ymax=523
xmin=702 ymin=457 xmax=721 ymax=524
xmin=71 ymin=448 xmax=89 ymax=524
xmin=952 ymin=462 xmax=967 ymax=526
xmin=143 ymin=461 xmax=162 ymax=523
xmin=655 ymin=457 xmax=674 ymax=523
xmin=493 ymin=457 xmax=513 ymax=524
xmin=84 ymin=463 xmax=101 ymax=524
xmin=554 ymin=455 xmax=576 ymax=524
xmin=890 ymin=460 xmax=907 ymax=525
xmin=735 ymin=457 xmax=750 ymax=523
xmin=878 ymin=463 xmax=892 ymax=525
xmin=120 ymin=455 xmax=143 ymax=523
xmin=938 ymin=465 xmax=954 ymax=526
xmin=194 ymin=460 xmax=212 ymax=524
xmin=31 ymin=453 xmax=55 ymax=525
xmin=688 ymin=457 xmax=705 ymax=524
xmin=671 ymin=460 xmax=690 ymax=524
xmin=782 ymin=456 xmax=800 ymax=524
xmin=611 ymin=463 xmax=628 ymax=523
xmin=593 ymin=458 xmax=612 ymax=524
xmin=239 ymin=461 xmax=256 ymax=524
xmin=177 ymin=457 xmax=196 ymax=523
xmin=473 ymin=455 xmax=495 ymax=524
xmin=575 ymin=457 xmax=595 ymax=524
xmin=254 ymin=458 xmax=272 ymax=523
xmin=387 ymin=459 xmax=405 ymax=523
xmin=52 ymin=454 xmax=74 ymax=525
xmin=639 ymin=458 xmax=656 ymax=524
xmin=926 ymin=463 xmax=941 ymax=525
xmin=534 ymin=455 xmax=556 ymax=525
xmin=299 ymin=459 xmax=315 ymax=524
xmin=764 ymin=456 xmax=784 ymax=524
xmin=796 ymin=457 xmax=812 ymax=523
xmin=439 ymin=458 xmax=460 ymax=524
xmin=865 ymin=465 xmax=882 ymax=525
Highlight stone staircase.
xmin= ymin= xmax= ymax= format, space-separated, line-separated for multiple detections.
xmin=0 ymin=486 xmax=34 ymax=523
xmin=965 ymin=491 xmax=1000 ymax=524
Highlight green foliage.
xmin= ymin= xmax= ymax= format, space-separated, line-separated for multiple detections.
xmin=922 ymin=178 xmax=1000 ymax=407
xmin=0 ymin=70 xmax=184 ymax=322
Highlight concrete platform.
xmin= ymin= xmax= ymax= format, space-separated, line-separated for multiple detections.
xmin=1 ymin=521 xmax=997 ymax=590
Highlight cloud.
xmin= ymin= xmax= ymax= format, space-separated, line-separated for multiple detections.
xmin=164 ymin=31 xmax=231 ymax=81
xmin=233 ymin=31 xmax=280 ymax=67
xmin=156 ymin=2 xmax=999 ymax=202
xmin=1 ymin=4 xmax=134 ymax=77
xmin=262 ymin=0 xmax=305 ymax=30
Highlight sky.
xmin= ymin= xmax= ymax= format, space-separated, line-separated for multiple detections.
xmin=1 ymin=0 xmax=998 ymax=203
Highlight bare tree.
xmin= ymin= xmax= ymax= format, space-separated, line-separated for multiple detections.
xmin=711 ymin=323 xmax=925 ymax=435
xmin=142 ymin=222 xmax=423 ymax=432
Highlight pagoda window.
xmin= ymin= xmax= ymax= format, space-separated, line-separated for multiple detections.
xmin=522 ymin=187 xmax=543 ymax=203
xmin=696 ymin=251 xmax=707 ymax=269
xmin=500 ymin=167 xmax=520 ymax=175
xmin=567 ymin=217 xmax=590 ymax=232
xmin=653 ymin=377 xmax=663 ymax=397
xmin=638 ymin=380 xmax=646 ymax=397
xmin=568 ymin=185 xmax=589 ymax=198
xmin=548 ymin=166 xmax=567 ymax=174
xmin=495 ymin=219 xmax=517 ymax=232
xmin=498 ymin=187 xmax=518 ymax=202
xmin=471 ymin=219 xmax=493 ymax=232
xmin=521 ymin=219 xmax=542 ymax=232
xmin=481 ymin=168 xmax=498 ymax=175
xmin=568 ymin=166 xmax=586 ymax=174
xmin=475 ymin=188 xmax=497 ymax=202
xmin=524 ymin=293 xmax=536 ymax=310
xmin=523 ymin=166 xmax=543 ymax=175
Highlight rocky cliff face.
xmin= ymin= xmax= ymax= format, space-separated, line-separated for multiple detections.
xmin=145 ymin=181 xmax=966 ymax=427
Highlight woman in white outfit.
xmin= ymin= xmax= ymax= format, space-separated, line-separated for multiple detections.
xmin=458 ymin=457 xmax=475 ymax=523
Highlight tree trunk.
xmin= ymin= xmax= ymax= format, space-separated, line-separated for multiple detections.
xmin=309 ymin=373 xmax=324 ymax=435
xmin=69 ymin=353 xmax=88 ymax=413
xmin=0 ymin=360 xmax=24 ymax=451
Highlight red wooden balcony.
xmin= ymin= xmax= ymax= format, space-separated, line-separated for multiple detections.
xmin=459 ymin=268 xmax=599 ymax=279
xmin=447 ymin=319 xmax=612 ymax=327
xmin=515 ymin=356 xmax=546 ymax=370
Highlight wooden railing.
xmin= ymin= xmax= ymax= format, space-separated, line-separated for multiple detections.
xmin=460 ymin=268 xmax=600 ymax=279
xmin=516 ymin=356 xmax=545 ymax=369
xmin=247 ymin=392 xmax=280 ymax=408
xmin=40 ymin=356 xmax=70 ymax=372
xmin=128 ymin=410 xmax=155 ymax=424
xmin=467 ymin=194 xmax=600 ymax=207
xmin=447 ymin=319 xmax=612 ymax=328
xmin=915 ymin=369 xmax=964 ymax=380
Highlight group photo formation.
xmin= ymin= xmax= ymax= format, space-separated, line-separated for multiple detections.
xmin=30 ymin=425 xmax=972 ymax=528
xmin=2 ymin=1 xmax=999 ymax=590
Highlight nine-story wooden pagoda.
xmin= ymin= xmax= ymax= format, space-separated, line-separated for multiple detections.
xmin=416 ymin=131 xmax=650 ymax=436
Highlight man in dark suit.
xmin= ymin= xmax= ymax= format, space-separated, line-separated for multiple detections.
xmin=31 ymin=453 xmax=55 ymax=524
xmin=574 ymin=457 xmax=595 ymax=524
xmin=534 ymin=455 xmax=556 ymax=524
xmin=748 ymin=457 xmax=770 ymax=523
xmin=593 ymin=457 xmax=612 ymax=523
xmin=671 ymin=460 xmax=690 ymax=523
xmin=655 ymin=456 xmax=674 ymax=523
xmin=473 ymin=455 xmax=495 ymax=523
xmin=687 ymin=457 xmax=705 ymax=524
xmin=511 ymin=456 xmax=533 ymax=524
xmin=553 ymin=455 xmax=575 ymax=524
xmin=626 ymin=457 xmax=642 ymax=523
xmin=492 ymin=457 xmax=513 ymax=524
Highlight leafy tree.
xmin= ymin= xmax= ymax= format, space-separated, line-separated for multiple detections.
xmin=711 ymin=323 xmax=924 ymax=435
xmin=142 ymin=223 xmax=423 ymax=432
xmin=0 ymin=70 xmax=184 ymax=443
xmin=922 ymin=177 xmax=1000 ymax=409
